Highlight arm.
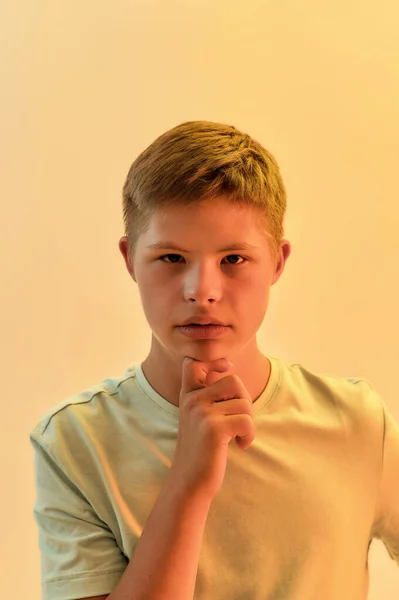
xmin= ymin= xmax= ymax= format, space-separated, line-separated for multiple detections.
xmin=108 ymin=473 xmax=213 ymax=600
xmin=372 ymin=395 xmax=399 ymax=565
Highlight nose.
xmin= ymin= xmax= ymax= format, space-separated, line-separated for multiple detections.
xmin=183 ymin=263 xmax=222 ymax=304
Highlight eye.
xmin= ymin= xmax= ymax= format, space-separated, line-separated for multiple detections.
xmin=159 ymin=254 xmax=247 ymax=265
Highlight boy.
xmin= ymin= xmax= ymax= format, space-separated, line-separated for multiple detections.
xmin=30 ymin=121 xmax=399 ymax=600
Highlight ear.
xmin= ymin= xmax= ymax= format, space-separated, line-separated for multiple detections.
xmin=272 ymin=239 xmax=292 ymax=284
xmin=118 ymin=236 xmax=137 ymax=282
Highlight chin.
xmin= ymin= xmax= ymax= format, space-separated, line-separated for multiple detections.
xmin=179 ymin=346 xmax=231 ymax=362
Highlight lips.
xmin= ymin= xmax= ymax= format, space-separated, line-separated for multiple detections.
xmin=180 ymin=317 xmax=226 ymax=326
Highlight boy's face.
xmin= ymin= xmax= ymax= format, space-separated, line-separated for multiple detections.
xmin=119 ymin=197 xmax=291 ymax=365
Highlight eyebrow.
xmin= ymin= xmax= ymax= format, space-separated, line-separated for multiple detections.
xmin=146 ymin=241 xmax=259 ymax=253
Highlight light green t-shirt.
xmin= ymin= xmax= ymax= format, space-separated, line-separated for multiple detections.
xmin=29 ymin=356 xmax=399 ymax=599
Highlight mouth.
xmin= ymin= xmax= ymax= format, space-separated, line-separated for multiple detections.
xmin=179 ymin=314 xmax=226 ymax=327
xmin=180 ymin=320 xmax=227 ymax=327
xmin=181 ymin=323 xmax=227 ymax=327
xmin=177 ymin=323 xmax=229 ymax=338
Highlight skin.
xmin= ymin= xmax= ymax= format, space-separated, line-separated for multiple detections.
xmin=119 ymin=196 xmax=291 ymax=407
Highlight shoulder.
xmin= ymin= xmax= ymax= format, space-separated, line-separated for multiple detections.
xmin=29 ymin=364 xmax=139 ymax=443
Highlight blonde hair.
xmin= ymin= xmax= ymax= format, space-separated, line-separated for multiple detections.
xmin=122 ymin=120 xmax=287 ymax=267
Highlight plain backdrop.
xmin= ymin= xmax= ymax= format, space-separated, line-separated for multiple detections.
xmin=1 ymin=0 xmax=398 ymax=598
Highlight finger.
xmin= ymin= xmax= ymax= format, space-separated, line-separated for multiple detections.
xmin=180 ymin=356 xmax=232 ymax=394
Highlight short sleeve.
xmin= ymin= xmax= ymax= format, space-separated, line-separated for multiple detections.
xmin=372 ymin=395 xmax=399 ymax=566
xmin=30 ymin=431 xmax=128 ymax=600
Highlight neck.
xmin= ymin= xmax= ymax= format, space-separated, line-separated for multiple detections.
xmin=141 ymin=344 xmax=271 ymax=408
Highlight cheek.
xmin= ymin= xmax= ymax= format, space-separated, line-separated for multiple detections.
xmin=141 ymin=288 xmax=173 ymax=322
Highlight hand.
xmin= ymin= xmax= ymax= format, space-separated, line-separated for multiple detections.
xmin=169 ymin=357 xmax=255 ymax=503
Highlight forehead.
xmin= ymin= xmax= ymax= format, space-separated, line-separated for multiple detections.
xmin=140 ymin=199 xmax=270 ymax=253
xmin=150 ymin=198 xmax=266 ymax=230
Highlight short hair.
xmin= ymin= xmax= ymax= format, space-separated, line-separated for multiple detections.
xmin=122 ymin=120 xmax=287 ymax=266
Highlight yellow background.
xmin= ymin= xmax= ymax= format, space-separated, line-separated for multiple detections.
xmin=1 ymin=1 xmax=398 ymax=597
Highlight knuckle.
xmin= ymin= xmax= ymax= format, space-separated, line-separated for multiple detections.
xmin=200 ymin=414 xmax=219 ymax=439
xmin=184 ymin=390 xmax=202 ymax=409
